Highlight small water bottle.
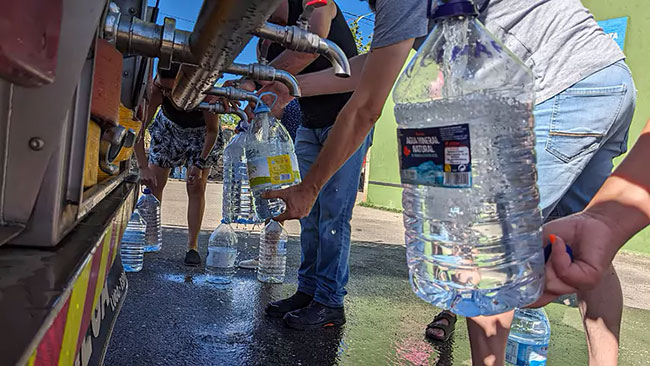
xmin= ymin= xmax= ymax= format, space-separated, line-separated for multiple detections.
xmin=120 ymin=210 xmax=147 ymax=272
xmin=393 ymin=0 xmax=543 ymax=316
xmin=223 ymin=121 xmax=259 ymax=225
xmin=257 ymin=220 xmax=288 ymax=284
xmin=506 ymin=308 xmax=551 ymax=366
xmin=136 ymin=188 xmax=162 ymax=252
xmin=206 ymin=221 xmax=238 ymax=284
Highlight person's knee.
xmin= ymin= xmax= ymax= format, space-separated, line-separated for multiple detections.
xmin=186 ymin=181 xmax=206 ymax=198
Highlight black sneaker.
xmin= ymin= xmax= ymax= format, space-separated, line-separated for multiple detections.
xmin=184 ymin=249 xmax=201 ymax=267
xmin=265 ymin=291 xmax=313 ymax=318
xmin=283 ymin=301 xmax=345 ymax=330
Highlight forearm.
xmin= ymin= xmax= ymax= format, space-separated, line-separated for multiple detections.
xmin=297 ymin=53 xmax=367 ymax=97
xmin=199 ymin=113 xmax=220 ymax=161
xmin=134 ymin=133 xmax=149 ymax=169
xmin=302 ymin=103 xmax=377 ymax=192
xmin=269 ymin=50 xmax=319 ymax=75
xmin=586 ymin=121 xmax=650 ymax=246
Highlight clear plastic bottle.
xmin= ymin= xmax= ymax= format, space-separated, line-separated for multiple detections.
xmin=257 ymin=220 xmax=287 ymax=284
xmin=120 ymin=210 xmax=147 ymax=272
xmin=222 ymin=121 xmax=259 ymax=225
xmin=392 ymin=0 xmax=543 ymax=316
xmin=506 ymin=308 xmax=551 ymax=366
xmin=206 ymin=221 xmax=238 ymax=284
xmin=136 ymin=188 xmax=162 ymax=252
xmin=245 ymin=94 xmax=301 ymax=221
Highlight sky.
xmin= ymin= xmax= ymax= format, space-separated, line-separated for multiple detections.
xmin=146 ymin=0 xmax=375 ymax=81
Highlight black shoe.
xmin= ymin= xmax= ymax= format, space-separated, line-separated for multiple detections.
xmin=283 ymin=301 xmax=345 ymax=330
xmin=265 ymin=291 xmax=313 ymax=318
xmin=184 ymin=249 xmax=201 ymax=267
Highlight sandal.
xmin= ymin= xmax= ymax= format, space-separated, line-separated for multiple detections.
xmin=425 ymin=310 xmax=457 ymax=342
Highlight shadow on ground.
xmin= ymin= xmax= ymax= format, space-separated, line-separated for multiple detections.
xmin=106 ymin=227 xmax=650 ymax=366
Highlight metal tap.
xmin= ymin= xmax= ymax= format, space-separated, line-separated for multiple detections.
xmin=197 ymin=103 xmax=248 ymax=124
xmin=253 ymin=22 xmax=351 ymax=78
xmin=296 ymin=0 xmax=328 ymax=30
xmin=224 ymin=63 xmax=301 ymax=97
xmin=204 ymin=87 xmax=261 ymax=104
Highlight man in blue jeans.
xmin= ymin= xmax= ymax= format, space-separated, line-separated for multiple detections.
xmin=265 ymin=0 xmax=635 ymax=363
xmin=239 ymin=0 xmax=363 ymax=330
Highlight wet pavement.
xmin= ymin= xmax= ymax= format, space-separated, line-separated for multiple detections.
xmin=104 ymin=227 xmax=463 ymax=366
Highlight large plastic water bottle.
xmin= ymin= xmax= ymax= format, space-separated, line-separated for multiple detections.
xmin=392 ymin=0 xmax=543 ymax=316
xmin=506 ymin=308 xmax=551 ymax=366
xmin=245 ymin=93 xmax=301 ymax=221
xmin=137 ymin=188 xmax=162 ymax=252
xmin=257 ymin=220 xmax=288 ymax=284
xmin=223 ymin=121 xmax=259 ymax=225
xmin=206 ymin=222 xmax=238 ymax=284
xmin=120 ymin=210 xmax=147 ymax=272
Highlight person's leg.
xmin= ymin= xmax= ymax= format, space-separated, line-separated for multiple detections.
xmin=266 ymin=126 xmax=321 ymax=317
xmin=467 ymin=311 xmax=515 ymax=366
xmin=146 ymin=164 xmax=171 ymax=202
xmin=284 ymin=129 xmax=373 ymax=329
xmin=312 ymin=129 xmax=373 ymax=307
xmin=185 ymin=167 xmax=210 ymax=251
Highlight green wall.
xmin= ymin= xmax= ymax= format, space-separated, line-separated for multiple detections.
xmin=366 ymin=1 xmax=650 ymax=254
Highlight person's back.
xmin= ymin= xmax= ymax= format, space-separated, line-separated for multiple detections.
xmin=480 ymin=0 xmax=624 ymax=103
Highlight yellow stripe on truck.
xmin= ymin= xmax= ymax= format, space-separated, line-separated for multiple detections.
xmin=58 ymin=259 xmax=92 ymax=366
xmin=92 ymin=228 xmax=112 ymax=312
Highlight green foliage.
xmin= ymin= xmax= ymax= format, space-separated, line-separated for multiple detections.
xmin=219 ymin=113 xmax=241 ymax=129
xmin=349 ymin=15 xmax=373 ymax=54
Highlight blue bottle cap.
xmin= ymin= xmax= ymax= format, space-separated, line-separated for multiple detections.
xmin=143 ymin=187 xmax=152 ymax=194
xmin=429 ymin=0 xmax=478 ymax=19
xmin=253 ymin=101 xmax=271 ymax=114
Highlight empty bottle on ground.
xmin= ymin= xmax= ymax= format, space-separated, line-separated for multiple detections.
xmin=245 ymin=94 xmax=301 ymax=221
xmin=137 ymin=188 xmax=162 ymax=252
xmin=393 ymin=0 xmax=544 ymax=316
xmin=206 ymin=221 xmax=238 ymax=284
xmin=257 ymin=220 xmax=287 ymax=284
xmin=506 ymin=308 xmax=551 ymax=366
xmin=223 ymin=121 xmax=259 ymax=225
xmin=120 ymin=210 xmax=147 ymax=272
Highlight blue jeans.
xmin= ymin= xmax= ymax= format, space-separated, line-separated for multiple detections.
xmin=534 ymin=60 xmax=636 ymax=219
xmin=295 ymin=125 xmax=373 ymax=307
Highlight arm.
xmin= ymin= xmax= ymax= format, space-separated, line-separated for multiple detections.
xmin=266 ymin=0 xmax=336 ymax=75
xmin=134 ymin=80 xmax=162 ymax=188
xmin=264 ymin=38 xmax=416 ymax=220
xmin=531 ymin=120 xmax=650 ymax=306
xmin=297 ymin=53 xmax=368 ymax=97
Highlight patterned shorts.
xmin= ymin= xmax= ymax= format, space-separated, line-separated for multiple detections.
xmin=148 ymin=111 xmax=223 ymax=169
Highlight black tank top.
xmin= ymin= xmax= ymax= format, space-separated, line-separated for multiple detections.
xmin=160 ymin=96 xmax=205 ymax=129
xmin=266 ymin=0 xmax=358 ymax=129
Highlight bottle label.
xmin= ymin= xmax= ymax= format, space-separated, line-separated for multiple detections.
xmin=506 ymin=340 xmax=548 ymax=366
xmin=248 ymin=154 xmax=299 ymax=188
xmin=397 ymin=124 xmax=472 ymax=188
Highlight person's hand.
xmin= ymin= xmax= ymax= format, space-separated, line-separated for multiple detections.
xmin=258 ymin=81 xmax=294 ymax=119
xmin=528 ymin=211 xmax=621 ymax=307
xmin=187 ymin=165 xmax=203 ymax=186
xmin=261 ymin=182 xmax=320 ymax=222
xmin=139 ymin=166 xmax=157 ymax=190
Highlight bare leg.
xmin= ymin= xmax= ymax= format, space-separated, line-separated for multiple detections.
xmin=467 ymin=311 xmax=514 ymax=366
xmin=185 ymin=168 xmax=210 ymax=251
xmin=578 ymin=265 xmax=622 ymax=366
xmin=147 ymin=164 xmax=171 ymax=202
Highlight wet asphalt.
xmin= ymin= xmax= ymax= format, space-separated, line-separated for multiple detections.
xmin=104 ymin=227 xmax=459 ymax=366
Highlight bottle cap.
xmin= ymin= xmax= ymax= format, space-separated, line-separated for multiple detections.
xmin=429 ymin=0 xmax=478 ymax=19
xmin=253 ymin=101 xmax=271 ymax=114
xmin=143 ymin=187 xmax=152 ymax=194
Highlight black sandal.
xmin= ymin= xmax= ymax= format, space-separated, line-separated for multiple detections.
xmin=425 ymin=311 xmax=457 ymax=342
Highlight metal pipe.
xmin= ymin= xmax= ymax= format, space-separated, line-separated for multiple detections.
xmin=197 ymin=103 xmax=249 ymax=124
xmin=204 ymin=87 xmax=261 ymax=104
xmin=104 ymin=4 xmax=196 ymax=68
xmin=225 ymin=63 xmax=301 ymax=97
xmin=253 ymin=22 xmax=351 ymax=78
xmin=171 ymin=0 xmax=284 ymax=111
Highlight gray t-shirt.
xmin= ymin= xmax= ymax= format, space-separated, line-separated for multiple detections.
xmin=371 ymin=0 xmax=625 ymax=103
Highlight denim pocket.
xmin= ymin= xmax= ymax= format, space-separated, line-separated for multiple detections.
xmin=545 ymin=84 xmax=627 ymax=163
